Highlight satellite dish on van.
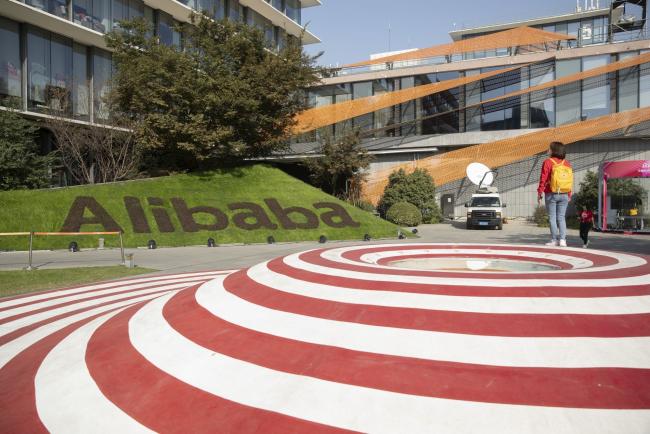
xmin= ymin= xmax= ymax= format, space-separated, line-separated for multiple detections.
xmin=466 ymin=162 xmax=494 ymax=187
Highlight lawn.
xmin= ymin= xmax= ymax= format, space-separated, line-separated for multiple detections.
xmin=0 ymin=266 xmax=157 ymax=298
xmin=0 ymin=164 xmax=399 ymax=250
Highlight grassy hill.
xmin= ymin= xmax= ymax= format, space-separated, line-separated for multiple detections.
xmin=0 ymin=165 xmax=399 ymax=251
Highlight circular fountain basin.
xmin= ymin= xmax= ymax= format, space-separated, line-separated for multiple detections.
xmin=387 ymin=257 xmax=561 ymax=272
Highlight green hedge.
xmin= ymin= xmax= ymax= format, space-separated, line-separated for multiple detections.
xmin=386 ymin=202 xmax=422 ymax=227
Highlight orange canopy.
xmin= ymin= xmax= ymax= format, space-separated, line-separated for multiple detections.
xmin=345 ymin=26 xmax=575 ymax=69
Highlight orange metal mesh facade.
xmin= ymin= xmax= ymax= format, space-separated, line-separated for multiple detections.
xmin=294 ymin=64 xmax=530 ymax=134
xmin=362 ymin=107 xmax=650 ymax=203
xmin=345 ymin=26 xmax=575 ymax=68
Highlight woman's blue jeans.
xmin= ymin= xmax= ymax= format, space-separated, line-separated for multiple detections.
xmin=545 ymin=193 xmax=569 ymax=241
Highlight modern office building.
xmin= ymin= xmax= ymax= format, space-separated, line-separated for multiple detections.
xmin=0 ymin=0 xmax=320 ymax=144
xmin=292 ymin=0 xmax=650 ymax=220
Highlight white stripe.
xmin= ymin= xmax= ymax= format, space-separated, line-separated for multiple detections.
xmin=0 ymin=291 xmax=177 ymax=368
xmin=355 ymin=249 xmax=594 ymax=270
xmin=131 ymin=287 xmax=650 ymax=434
xmin=35 ymin=308 xmax=154 ymax=434
xmin=0 ymin=280 xmax=203 ymax=338
xmin=0 ymin=270 xmax=233 ymax=309
xmin=284 ymin=253 xmax=650 ymax=288
xmin=199 ymin=279 xmax=650 ymax=368
xmin=0 ymin=276 xmax=216 ymax=320
xmin=321 ymin=243 xmax=647 ymax=274
xmin=248 ymin=262 xmax=650 ymax=314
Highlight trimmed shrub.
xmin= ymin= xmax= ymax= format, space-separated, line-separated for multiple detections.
xmin=533 ymin=205 xmax=549 ymax=227
xmin=378 ymin=168 xmax=442 ymax=223
xmin=421 ymin=200 xmax=443 ymax=224
xmin=386 ymin=202 xmax=422 ymax=226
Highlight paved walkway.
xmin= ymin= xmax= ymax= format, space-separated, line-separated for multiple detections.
xmin=1 ymin=221 xmax=648 ymax=272
xmin=1 ymin=242 xmax=649 ymax=433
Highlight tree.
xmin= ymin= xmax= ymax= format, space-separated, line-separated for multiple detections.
xmin=574 ymin=170 xmax=647 ymax=211
xmin=105 ymin=15 xmax=324 ymax=172
xmin=43 ymin=89 xmax=141 ymax=185
xmin=378 ymin=168 xmax=442 ymax=224
xmin=0 ymin=104 xmax=54 ymax=190
xmin=303 ymin=130 xmax=372 ymax=199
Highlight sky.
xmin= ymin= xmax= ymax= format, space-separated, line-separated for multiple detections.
xmin=302 ymin=0 xmax=595 ymax=67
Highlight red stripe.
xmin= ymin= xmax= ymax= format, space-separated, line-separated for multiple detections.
xmin=374 ymin=253 xmax=573 ymax=270
xmin=0 ymin=288 xmax=179 ymax=347
xmin=0 ymin=279 xmax=209 ymax=325
xmin=266 ymin=257 xmax=650 ymax=297
xmin=341 ymin=245 xmax=621 ymax=268
xmin=227 ymin=270 xmax=650 ymax=337
xmin=85 ymin=300 xmax=352 ymax=434
xmin=300 ymin=248 xmax=650 ymax=280
xmin=0 ymin=310 xmax=121 ymax=434
xmin=164 ymin=286 xmax=650 ymax=409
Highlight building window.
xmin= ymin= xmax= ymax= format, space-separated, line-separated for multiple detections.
xmin=417 ymin=72 xmax=460 ymax=134
xmin=529 ymin=62 xmax=555 ymax=128
xmin=639 ymin=53 xmax=650 ymax=105
xmin=72 ymin=43 xmax=89 ymax=119
xmin=93 ymin=48 xmax=112 ymax=121
xmin=157 ymin=12 xmax=181 ymax=47
xmin=285 ymin=0 xmax=301 ymax=24
xmin=28 ymin=27 xmax=73 ymax=114
xmin=480 ymin=66 xmax=522 ymax=131
xmin=0 ymin=17 xmax=21 ymax=100
xmin=582 ymin=55 xmax=610 ymax=119
xmin=556 ymin=58 xmax=581 ymax=125
xmin=400 ymin=76 xmax=416 ymax=136
xmin=112 ymin=0 xmax=144 ymax=32
xmin=228 ymin=0 xmax=242 ymax=21
xmin=27 ymin=0 xmax=68 ymax=19
xmin=73 ymin=0 xmax=111 ymax=33
xmin=465 ymin=70 xmax=481 ymax=132
xmin=618 ymin=51 xmax=639 ymax=111
xmin=373 ymin=79 xmax=399 ymax=137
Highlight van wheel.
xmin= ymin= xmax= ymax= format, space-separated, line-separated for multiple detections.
xmin=466 ymin=223 xmax=472 ymax=230
xmin=498 ymin=223 xmax=503 ymax=230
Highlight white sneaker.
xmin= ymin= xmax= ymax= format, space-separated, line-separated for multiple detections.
xmin=559 ymin=239 xmax=567 ymax=247
xmin=545 ymin=240 xmax=558 ymax=246
xmin=585 ymin=240 xmax=590 ymax=248
xmin=582 ymin=244 xmax=587 ymax=248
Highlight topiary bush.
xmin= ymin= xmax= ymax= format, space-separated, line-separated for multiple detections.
xmin=533 ymin=205 xmax=549 ymax=227
xmin=378 ymin=168 xmax=442 ymax=223
xmin=386 ymin=202 xmax=422 ymax=226
xmin=421 ymin=200 xmax=443 ymax=224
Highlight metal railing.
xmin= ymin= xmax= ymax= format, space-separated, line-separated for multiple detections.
xmin=0 ymin=231 xmax=125 ymax=270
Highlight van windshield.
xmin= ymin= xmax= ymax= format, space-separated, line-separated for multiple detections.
xmin=470 ymin=197 xmax=500 ymax=207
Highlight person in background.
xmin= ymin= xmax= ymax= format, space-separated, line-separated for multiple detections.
xmin=537 ymin=142 xmax=573 ymax=247
xmin=579 ymin=205 xmax=595 ymax=248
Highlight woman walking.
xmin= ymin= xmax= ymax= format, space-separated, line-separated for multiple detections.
xmin=537 ymin=142 xmax=573 ymax=247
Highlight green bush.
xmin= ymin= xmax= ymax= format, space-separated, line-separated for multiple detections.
xmin=386 ymin=202 xmax=422 ymax=226
xmin=378 ymin=168 xmax=442 ymax=223
xmin=533 ymin=205 xmax=549 ymax=227
xmin=422 ymin=200 xmax=443 ymax=224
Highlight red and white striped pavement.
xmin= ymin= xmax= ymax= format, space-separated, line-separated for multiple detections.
xmin=1 ymin=243 xmax=650 ymax=433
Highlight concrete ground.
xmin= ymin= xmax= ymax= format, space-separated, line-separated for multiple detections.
xmin=1 ymin=220 xmax=648 ymax=273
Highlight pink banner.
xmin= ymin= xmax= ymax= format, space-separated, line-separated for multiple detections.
xmin=602 ymin=160 xmax=650 ymax=179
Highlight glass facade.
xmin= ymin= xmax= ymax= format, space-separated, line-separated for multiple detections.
xmin=0 ymin=17 xmax=21 ymax=99
xmin=26 ymin=26 xmax=76 ymax=114
xmin=93 ymin=48 xmax=112 ymax=120
xmin=582 ymin=55 xmax=610 ymax=119
xmin=308 ymin=49 xmax=648 ymax=141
